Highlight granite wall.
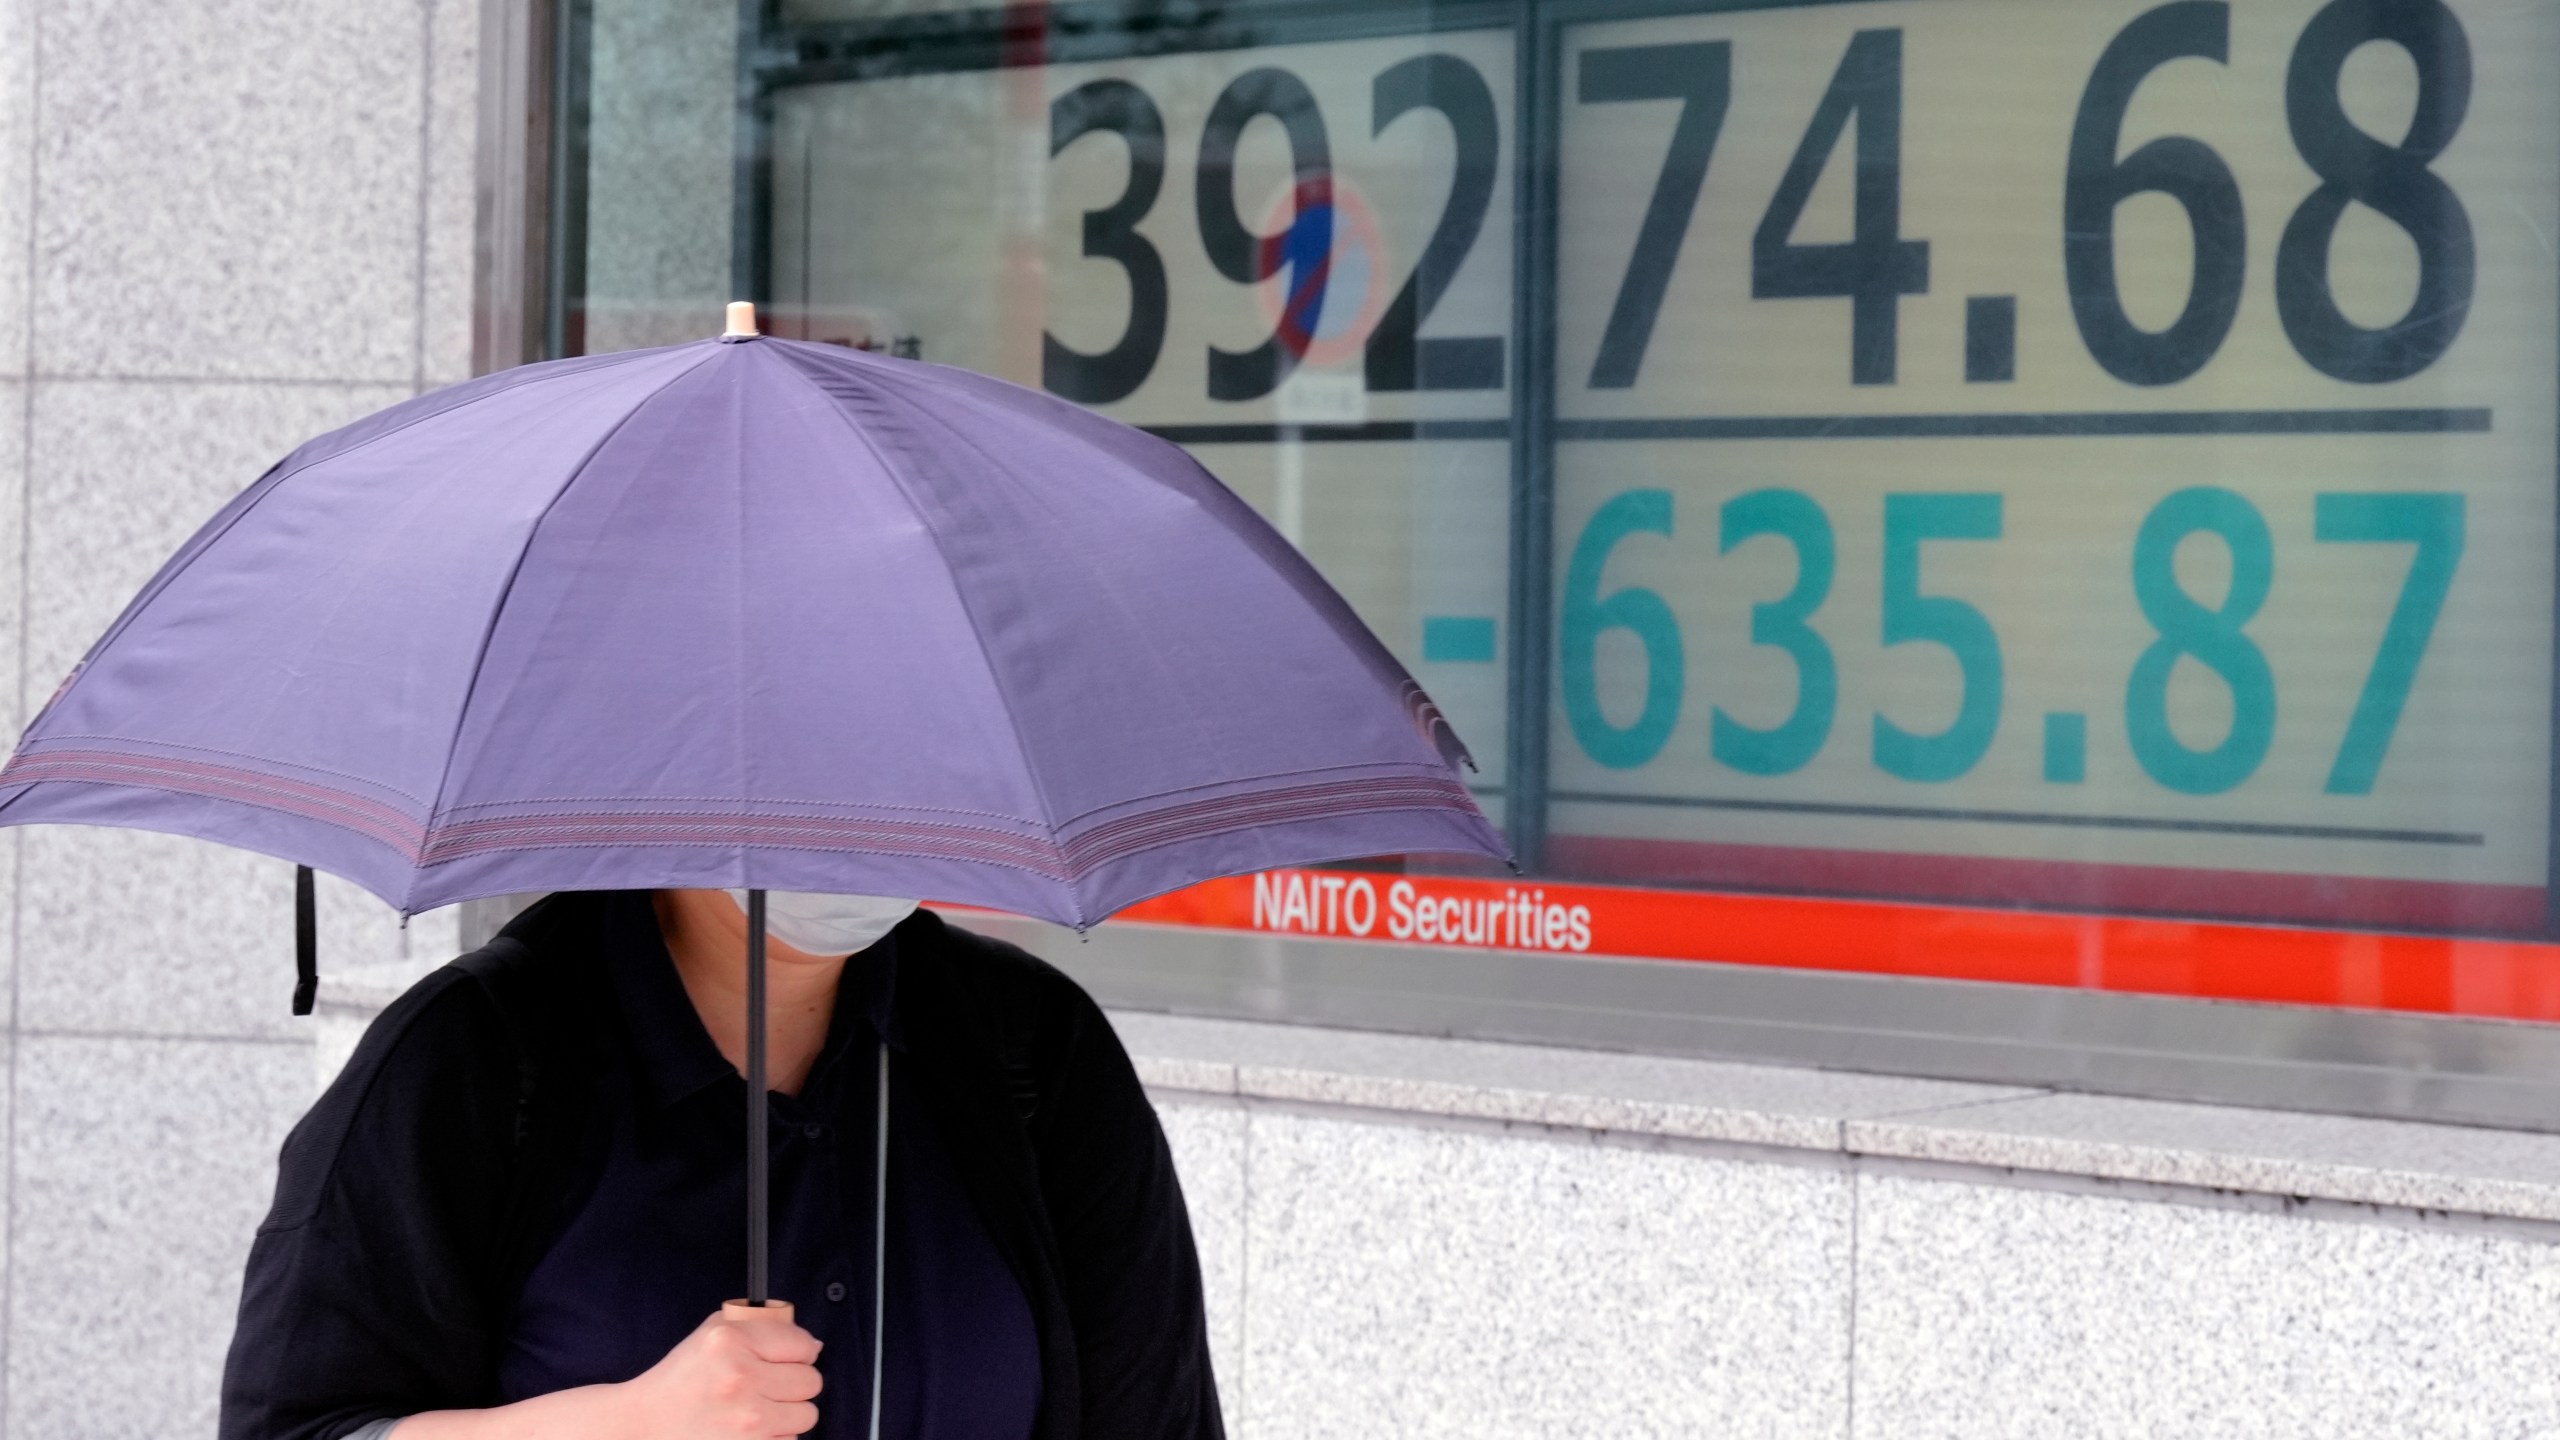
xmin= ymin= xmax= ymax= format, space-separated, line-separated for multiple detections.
xmin=0 ymin=0 xmax=477 ymax=1431
xmin=1140 ymin=1051 xmax=2560 ymax=1440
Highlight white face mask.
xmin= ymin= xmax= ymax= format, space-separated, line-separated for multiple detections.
xmin=723 ymin=889 xmax=918 ymax=957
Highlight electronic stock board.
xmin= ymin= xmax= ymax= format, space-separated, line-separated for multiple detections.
xmin=764 ymin=0 xmax=2560 ymax=954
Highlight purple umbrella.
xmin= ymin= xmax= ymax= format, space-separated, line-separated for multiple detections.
xmin=0 ymin=303 xmax=1507 ymax=1306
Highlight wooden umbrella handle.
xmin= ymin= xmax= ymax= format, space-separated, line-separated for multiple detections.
xmin=723 ymin=1299 xmax=795 ymax=1326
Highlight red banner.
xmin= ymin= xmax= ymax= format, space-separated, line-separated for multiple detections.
xmin=1099 ymin=871 xmax=2560 ymax=1023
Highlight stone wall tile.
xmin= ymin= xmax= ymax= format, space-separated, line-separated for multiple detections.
xmin=1155 ymin=1095 xmax=1248 ymax=1431
xmin=20 ymin=828 xmax=437 ymax=1040
xmin=420 ymin=0 xmax=480 ymax=387
xmin=1854 ymin=1172 xmax=2560 ymax=1439
xmin=0 ymin=378 xmax=22 ymax=735
xmin=0 ymin=0 xmax=30 ymax=378
xmin=1242 ymin=1110 xmax=1850 ymax=1440
xmin=7 ymin=1035 xmax=306 ymax=1438
xmin=32 ymin=0 xmax=423 ymax=380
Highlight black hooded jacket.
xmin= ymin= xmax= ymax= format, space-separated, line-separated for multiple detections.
xmin=218 ymin=891 xmax=1225 ymax=1440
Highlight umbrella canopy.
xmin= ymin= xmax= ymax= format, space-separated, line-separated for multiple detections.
xmin=0 ymin=328 xmax=1507 ymax=925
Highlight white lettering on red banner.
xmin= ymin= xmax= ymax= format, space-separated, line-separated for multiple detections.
xmin=1250 ymin=871 xmax=1590 ymax=953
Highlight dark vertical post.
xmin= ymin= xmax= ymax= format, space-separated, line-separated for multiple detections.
xmin=1505 ymin=0 xmax=1558 ymax=871
xmin=543 ymin=0 xmax=592 ymax=359
xmin=745 ymin=888 xmax=770 ymax=1306
xmin=471 ymin=0 xmax=551 ymax=375
xmin=733 ymin=0 xmax=775 ymax=307
xmin=2547 ymin=106 xmax=2560 ymax=944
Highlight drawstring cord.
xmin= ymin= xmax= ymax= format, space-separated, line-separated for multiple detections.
xmin=871 ymin=1038 xmax=889 ymax=1440
xmin=292 ymin=865 xmax=317 ymax=1015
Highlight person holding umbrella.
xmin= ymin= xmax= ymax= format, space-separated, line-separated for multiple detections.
xmin=0 ymin=306 xmax=1508 ymax=1439
xmin=223 ymin=883 xmax=1211 ymax=1440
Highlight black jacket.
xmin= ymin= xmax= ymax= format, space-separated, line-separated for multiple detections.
xmin=219 ymin=892 xmax=1225 ymax=1440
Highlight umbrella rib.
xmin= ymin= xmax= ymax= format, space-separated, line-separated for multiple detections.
xmin=408 ymin=345 xmax=729 ymax=907
xmin=920 ymin=363 xmax=1481 ymax=777
xmin=764 ymin=347 xmax=1078 ymax=913
xmin=63 ymin=347 xmax=687 ymax=688
xmin=858 ymin=373 xmax=1280 ymax=878
xmin=772 ymin=345 xmax=1493 ymax=901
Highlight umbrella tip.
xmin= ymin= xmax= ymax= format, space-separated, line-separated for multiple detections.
xmin=724 ymin=301 xmax=759 ymax=340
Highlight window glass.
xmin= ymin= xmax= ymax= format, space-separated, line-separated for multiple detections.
xmin=1541 ymin=3 xmax=2555 ymax=939
xmin=578 ymin=0 xmax=736 ymax=353
xmin=564 ymin=0 xmax=2560 ymax=1032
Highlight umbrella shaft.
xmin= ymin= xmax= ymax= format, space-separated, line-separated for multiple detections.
xmin=746 ymin=889 xmax=769 ymax=1307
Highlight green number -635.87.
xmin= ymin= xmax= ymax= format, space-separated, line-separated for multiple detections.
xmin=1560 ymin=487 xmax=2463 ymax=797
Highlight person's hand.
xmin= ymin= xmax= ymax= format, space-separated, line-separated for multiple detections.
xmin=393 ymin=1305 xmax=823 ymax=1440
xmin=621 ymin=1307 xmax=825 ymax=1439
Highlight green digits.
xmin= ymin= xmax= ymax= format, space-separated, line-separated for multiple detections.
xmin=1714 ymin=489 xmax=1836 ymax=776
xmin=2316 ymin=493 xmax=2463 ymax=795
xmin=1874 ymin=494 xmax=2004 ymax=783
xmin=2125 ymin=488 xmax=2274 ymax=795
xmin=1562 ymin=490 xmax=1685 ymax=770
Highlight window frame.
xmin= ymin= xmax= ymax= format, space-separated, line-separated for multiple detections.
xmin=479 ymin=0 xmax=2560 ymax=1132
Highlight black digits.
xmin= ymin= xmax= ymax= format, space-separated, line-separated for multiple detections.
xmin=2064 ymin=1 xmax=2246 ymax=387
xmin=2276 ymin=0 xmax=2473 ymax=384
xmin=1367 ymin=54 xmax=1505 ymax=393
xmin=1043 ymin=80 xmax=1168 ymax=405
xmin=1751 ymin=29 xmax=1929 ymax=387
xmin=1579 ymin=42 xmax=1733 ymax=391
xmin=1197 ymin=68 xmax=1333 ymax=403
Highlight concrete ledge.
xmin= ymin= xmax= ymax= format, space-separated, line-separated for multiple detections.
xmin=1113 ymin=1010 xmax=2560 ymax=1228
xmin=318 ymin=973 xmax=2560 ymax=1229
xmin=1110 ymin=1010 xmax=2031 ymax=1151
xmin=1847 ymin=1091 xmax=2560 ymax=1225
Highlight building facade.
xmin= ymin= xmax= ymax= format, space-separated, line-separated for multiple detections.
xmin=1 ymin=0 xmax=2559 ymax=1435
xmin=0 ymin=0 xmax=477 ymax=1433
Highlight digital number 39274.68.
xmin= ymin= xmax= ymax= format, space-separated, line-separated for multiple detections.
xmin=1562 ymin=487 xmax=2464 ymax=797
xmin=1049 ymin=0 xmax=2477 ymax=408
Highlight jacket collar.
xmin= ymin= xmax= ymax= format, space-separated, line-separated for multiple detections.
xmin=598 ymin=889 xmax=904 ymax=1113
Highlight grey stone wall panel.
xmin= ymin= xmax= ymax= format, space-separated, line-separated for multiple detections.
xmin=6 ymin=1035 xmax=303 ymax=1439
xmin=0 ymin=0 xmax=29 ymax=379
xmin=0 ymin=376 xmax=22 ymax=733
xmin=31 ymin=0 xmax=424 ymax=381
xmin=419 ymin=0 xmax=478 ymax=388
xmin=20 ymin=828 xmax=436 ymax=1041
xmin=1154 ymin=1094 xmax=1249 ymax=1432
xmin=1239 ymin=1108 xmax=1853 ymax=1440
xmin=1853 ymin=1171 xmax=2560 ymax=1440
